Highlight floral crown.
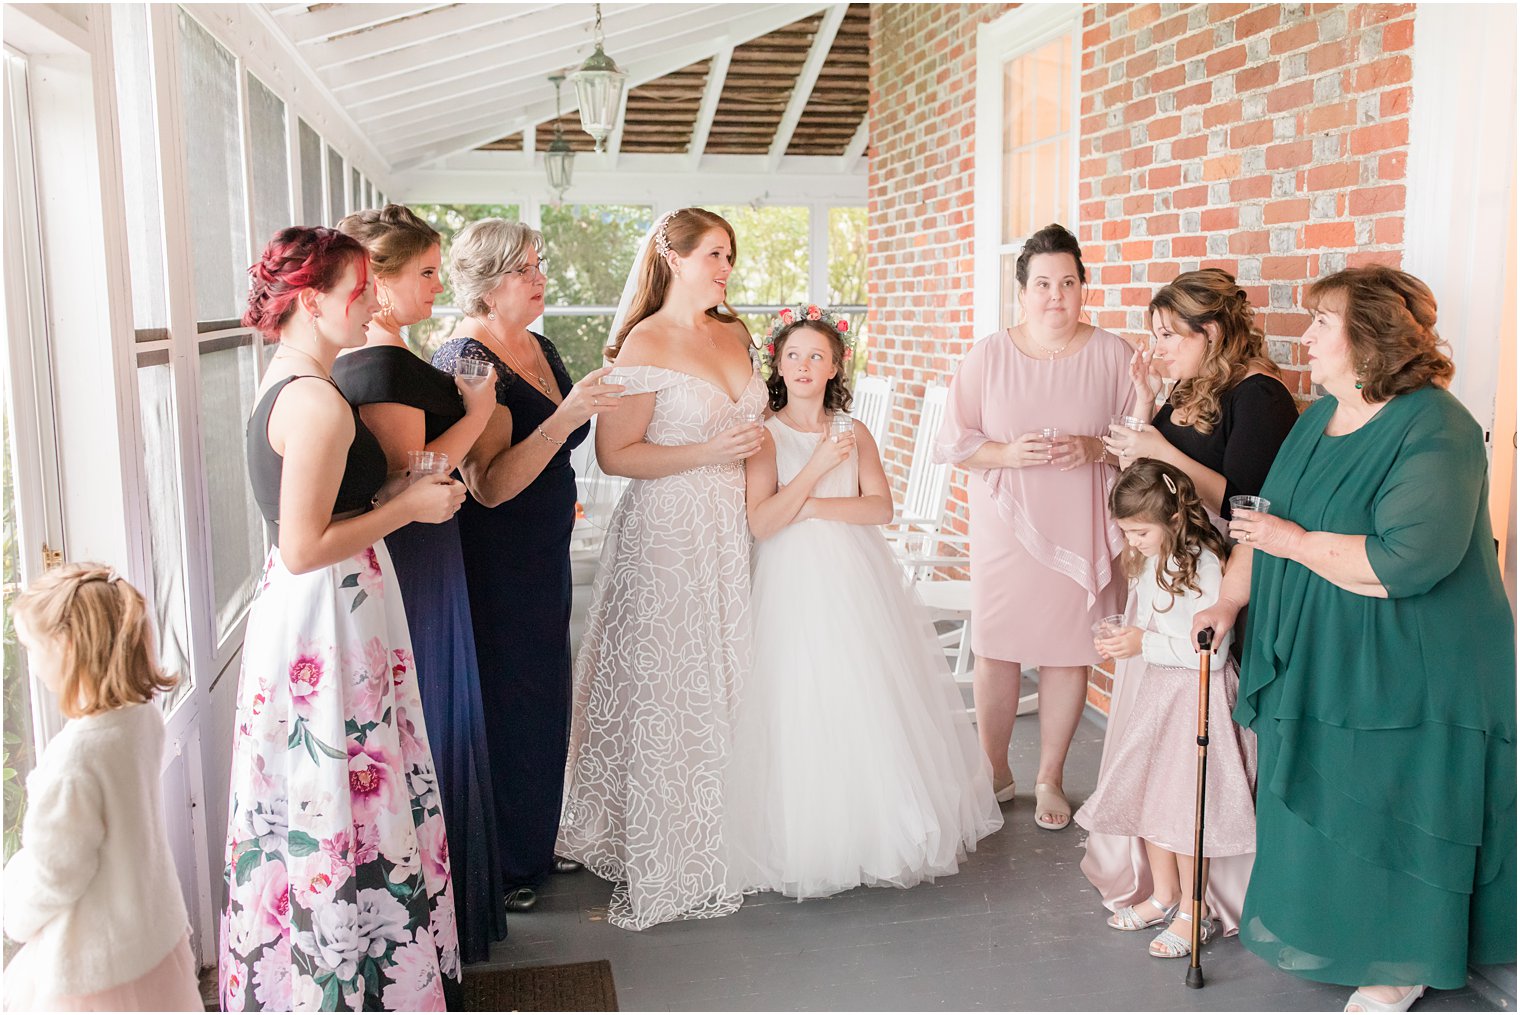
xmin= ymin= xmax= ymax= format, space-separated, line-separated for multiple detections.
xmin=761 ymin=304 xmax=853 ymax=368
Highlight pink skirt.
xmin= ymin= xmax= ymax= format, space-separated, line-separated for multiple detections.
xmin=5 ymin=933 xmax=203 ymax=1012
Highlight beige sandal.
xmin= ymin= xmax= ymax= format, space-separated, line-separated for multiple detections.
xmin=1344 ymin=986 xmax=1426 ymax=1012
xmin=1033 ymin=782 xmax=1071 ymax=830
xmin=992 ymin=777 xmax=1016 ymax=803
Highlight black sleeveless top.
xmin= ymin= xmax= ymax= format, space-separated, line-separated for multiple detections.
xmin=331 ymin=345 xmax=465 ymax=442
xmin=246 ymin=375 xmax=389 ymax=533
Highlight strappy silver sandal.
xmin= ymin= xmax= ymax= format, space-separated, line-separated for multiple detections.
xmin=1150 ymin=909 xmax=1214 ymax=958
xmin=1106 ymin=895 xmax=1178 ymax=931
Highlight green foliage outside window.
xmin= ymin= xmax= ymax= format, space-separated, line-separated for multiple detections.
xmin=3 ymin=406 xmax=33 ymax=862
xmin=539 ymin=204 xmax=652 ymax=380
xmin=406 ymin=203 xmax=520 ymax=358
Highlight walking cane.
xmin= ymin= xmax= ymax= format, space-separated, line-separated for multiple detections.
xmin=1185 ymin=628 xmax=1213 ymax=989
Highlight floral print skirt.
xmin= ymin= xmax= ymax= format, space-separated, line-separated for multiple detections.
xmin=219 ymin=544 xmax=460 ymax=1011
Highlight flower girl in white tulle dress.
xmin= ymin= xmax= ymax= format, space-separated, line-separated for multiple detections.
xmin=724 ymin=306 xmax=1004 ymax=900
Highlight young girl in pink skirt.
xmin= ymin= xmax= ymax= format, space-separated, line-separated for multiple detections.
xmin=1075 ymin=460 xmax=1257 ymax=958
xmin=4 ymin=563 xmax=203 ymax=1011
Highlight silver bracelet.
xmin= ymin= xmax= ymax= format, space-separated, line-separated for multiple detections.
xmin=536 ymin=425 xmax=565 ymax=447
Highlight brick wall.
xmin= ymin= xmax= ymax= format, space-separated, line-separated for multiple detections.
xmin=867 ymin=2 xmax=1415 ymax=712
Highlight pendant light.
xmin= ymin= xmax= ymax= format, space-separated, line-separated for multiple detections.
xmin=568 ymin=3 xmax=627 ymax=153
xmin=544 ymin=74 xmax=574 ymax=200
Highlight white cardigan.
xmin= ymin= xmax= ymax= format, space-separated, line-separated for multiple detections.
xmin=1131 ymin=549 xmax=1231 ymax=670
xmin=3 ymin=702 xmax=189 ymax=997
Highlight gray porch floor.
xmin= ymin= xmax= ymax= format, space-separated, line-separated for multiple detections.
xmin=470 ymin=680 xmax=1498 ymax=1012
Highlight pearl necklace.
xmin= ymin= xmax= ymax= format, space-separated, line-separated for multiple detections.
xmin=1017 ymin=324 xmax=1076 ymax=360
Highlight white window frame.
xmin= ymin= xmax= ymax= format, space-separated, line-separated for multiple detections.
xmin=973 ymin=4 xmax=1082 ymax=339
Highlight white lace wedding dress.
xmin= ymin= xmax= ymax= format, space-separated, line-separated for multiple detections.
xmin=557 ymin=364 xmax=766 ymax=931
xmin=724 ymin=416 xmax=1004 ymax=900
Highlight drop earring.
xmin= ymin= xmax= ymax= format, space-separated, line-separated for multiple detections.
xmin=487 ymin=310 xmax=497 ymax=321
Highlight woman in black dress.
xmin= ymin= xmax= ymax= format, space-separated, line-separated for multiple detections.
xmin=432 ymin=218 xmax=622 ymax=912
xmin=332 ymin=205 xmax=507 ymax=965
xmin=1103 ymin=269 xmax=1299 ymax=523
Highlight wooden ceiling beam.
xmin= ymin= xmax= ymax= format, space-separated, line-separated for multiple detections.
xmin=301 ymin=3 xmax=560 ymax=71
xmin=273 ymin=3 xmax=444 ymax=46
xmin=841 ymin=116 xmax=869 ymax=173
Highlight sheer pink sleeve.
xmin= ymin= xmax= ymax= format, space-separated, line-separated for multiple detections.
xmin=934 ymin=340 xmax=991 ymax=464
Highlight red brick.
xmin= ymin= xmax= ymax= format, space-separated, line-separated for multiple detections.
xmin=1129 ymin=4 xmax=1161 ymax=29
xmin=1174 ymin=185 xmax=1210 ymax=208
xmin=1306 ymin=162 xmax=1359 ymax=189
xmin=1210 ymin=3 xmax=1250 ymax=18
xmin=1235 ymin=62 xmax=1280 ymax=93
xmin=1206 ymin=45 xmax=1249 ymax=76
xmin=1121 ymin=286 xmax=1153 ymax=306
xmin=1148 ymin=164 xmax=1182 ymax=189
xmin=1173 ymin=235 xmax=1207 ymax=256
xmin=1121 ymin=146 xmax=1154 ymax=170
xmin=1173 ymin=134 xmax=1209 ymax=159
xmin=1265 ymin=199 xmax=1311 ymax=224
xmin=1177 ymin=82 xmax=1214 ymax=109
xmin=1229 ymin=120 xmax=1274 ymax=147
xmin=1150 ymin=115 xmax=1182 ymax=140
xmin=1262 ymin=256 xmax=1310 ymax=278
xmin=1121 ymin=240 xmax=1155 ymax=260
xmin=1229 ymin=230 xmax=1270 ymax=254
xmin=1303 ymin=221 xmax=1357 ymax=247
xmin=1383 ymin=17 xmax=1415 ymax=51
xmin=1378 ymin=151 xmax=1407 ymax=181
xmin=1348 ymin=55 xmax=1413 ymax=93
xmin=1202 ymin=207 xmax=1239 ymax=230
xmin=1124 ymin=96 xmax=1158 ymax=123
xmin=1204 ymin=100 xmax=1245 ymax=128
xmin=1201 ymin=257 xmax=1241 ymax=275
xmin=1101 ymin=175 xmax=1129 ymax=196
xmin=1349 ymin=185 xmax=1405 ymax=216
xmin=1235 ymin=6 xmax=1281 ymax=39
xmin=1149 ymin=65 xmax=1186 ymax=93
xmin=1348 ymin=249 xmax=1403 ymax=268
xmin=1307 ymin=100 xmax=1358 ymax=133
xmin=1102 ymin=219 xmax=1132 ymax=240
xmin=1374 ymin=216 xmax=1405 ymax=245
xmin=1349 ymin=120 xmax=1409 ymax=155
xmin=1307 ymin=40 xmax=1355 ymax=76
xmin=1267 ymin=80 xmax=1315 ymax=113
xmin=1204 ymin=155 xmax=1241 ymax=179
xmin=1266 ymin=140 xmax=1313 ymax=169
xmin=1152 ymin=14 xmax=1188 ymax=45
xmin=1380 ymin=87 xmax=1411 ymax=117
xmin=1269 ymin=20 xmax=1319 ymax=55
xmin=1266 ymin=311 xmax=1312 ymax=334
xmin=1099 ymin=264 xmax=1134 ymax=285
xmin=1123 ymin=193 xmax=1155 ymax=215
xmin=1128 ymin=50 xmax=1158 ymax=79
xmin=1230 ymin=175 xmax=1273 ymax=201
xmin=1083 ymin=21 xmax=1111 ymax=49
xmin=1175 ymin=28 xmax=1215 ymax=61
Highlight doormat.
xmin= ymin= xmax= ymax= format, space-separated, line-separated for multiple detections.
xmin=464 ymin=959 xmax=619 ymax=1012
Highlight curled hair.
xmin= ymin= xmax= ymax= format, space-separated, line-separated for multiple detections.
xmin=1305 ymin=266 xmax=1453 ymax=402
xmin=243 ymin=226 xmax=369 ymax=340
xmin=337 ymin=204 xmax=441 ymax=279
xmin=12 ymin=562 xmax=176 ymax=719
xmin=765 ymin=321 xmax=854 ymax=414
xmin=448 ymin=219 xmax=543 ymax=317
xmin=607 ymin=207 xmax=741 ymax=361
xmin=1150 ymin=269 xmax=1281 ymax=435
xmin=1109 ymin=460 xmax=1227 ymax=612
xmin=1015 ymin=223 xmax=1087 ymax=287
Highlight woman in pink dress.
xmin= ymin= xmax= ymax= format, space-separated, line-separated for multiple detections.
xmin=935 ymin=223 xmax=1134 ymax=830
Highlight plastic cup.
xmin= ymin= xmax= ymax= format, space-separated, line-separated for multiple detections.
xmin=408 ymin=450 xmax=449 ymax=484
xmin=1039 ymin=427 xmax=1064 ymax=441
xmin=454 ymin=359 xmax=491 ymax=385
xmin=1109 ymin=414 xmax=1147 ymax=431
xmin=1091 ymin=614 xmax=1126 ymax=639
xmin=829 ymin=415 xmax=854 ymax=442
xmin=605 ymin=370 xmax=629 ymax=397
xmin=1228 ymin=495 xmax=1271 ymax=516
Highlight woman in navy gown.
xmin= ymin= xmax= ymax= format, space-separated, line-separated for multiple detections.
xmin=432 ymin=218 xmax=622 ymax=911
xmin=332 ymin=205 xmax=508 ymax=965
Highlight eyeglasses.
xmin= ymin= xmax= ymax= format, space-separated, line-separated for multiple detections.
xmin=508 ymin=259 xmax=548 ymax=280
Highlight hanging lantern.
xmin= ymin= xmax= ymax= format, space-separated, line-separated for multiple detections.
xmin=544 ymin=74 xmax=574 ymax=199
xmin=568 ymin=3 xmax=626 ymax=153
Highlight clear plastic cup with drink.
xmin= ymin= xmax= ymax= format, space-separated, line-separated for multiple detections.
xmin=408 ymin=450 xmax=449 ymax=484
xmin=1228 ymin=495 xmax=1271 ymax=516
xmin=1091 ymin=614 xmax=1126 ymax=639
xmin=829 ymin=415 xmax=854 ymax=442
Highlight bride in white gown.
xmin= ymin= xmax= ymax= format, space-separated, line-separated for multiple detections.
xmin=557 ymin=208 xmax=766 ymax=930
xmin=725 ymin=310 xmax=1003 ymax=900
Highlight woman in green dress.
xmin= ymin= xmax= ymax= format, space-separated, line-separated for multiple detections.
xmin=1193 ymin=265 xmax=1515 ymax=1012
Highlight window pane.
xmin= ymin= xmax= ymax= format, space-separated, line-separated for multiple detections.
xmin=110 ymin=4 xmax=168 ymax=336
xmin=706 ymin=205 xmax=809 ymax=308
xmin=2 ymin=386 xmax=36 ymax=860
xmin=407 ymin=203 xmax=521 ymax=357
xmin=350 ymin=166 xmax=361 ymax=214
xmin=134 ymin=355 xmax=193 ymax=709
xmin=1002 ymin=30 xmax=1075 ymax=246
xmin=326 ymin=146 xmax=344 ymax=225
xmin=362 ymin=178 xmax=373 ymax=210
xmin=298 ymin=119 xmax=322 ymax=227
xmin=827 ymin=206 xmax=867 ymax=306
xmin=539 ymin=204 xmax=652 ymax=374
xmin=246 ymin=74 xmax=289 ymax=253
xmin=999 ymin=253 xmax=1018 ymax=330
xmin=176 ymin=9 xmax=248 ymax=323
xmin=198 ymin=337 xmax=265 ymax=641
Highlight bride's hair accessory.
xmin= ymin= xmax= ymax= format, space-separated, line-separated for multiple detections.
xmin=762 ymin=304 xmax=853 ymax=368
xmin=653 ymin=211 xmax=676 ymax=260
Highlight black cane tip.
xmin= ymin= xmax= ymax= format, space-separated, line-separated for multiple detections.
xmin=1185 ymin=966 xmax=1205 ymax=989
